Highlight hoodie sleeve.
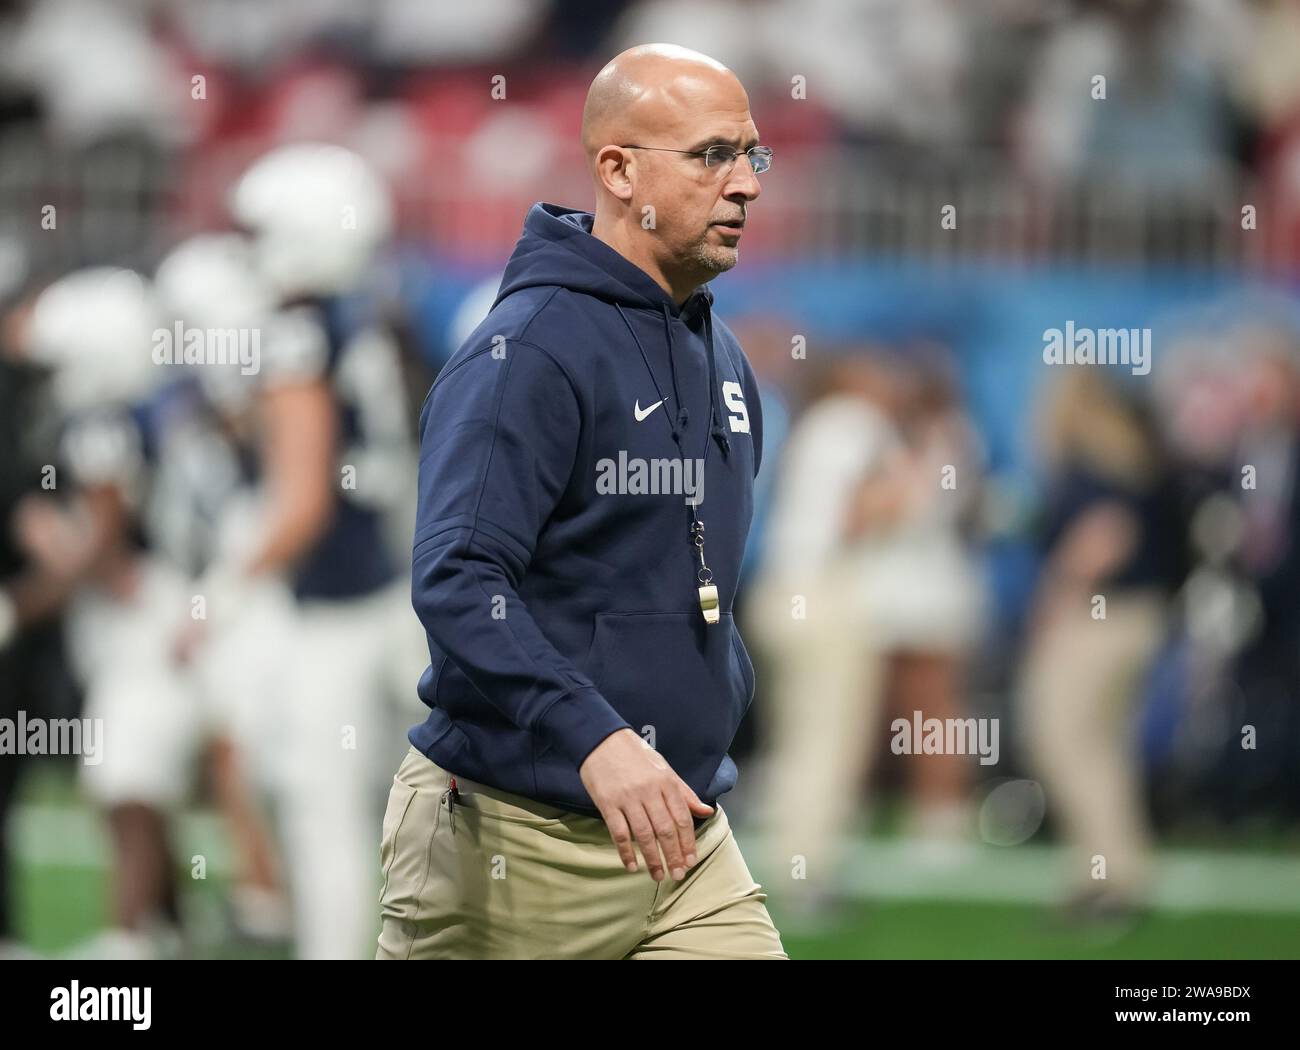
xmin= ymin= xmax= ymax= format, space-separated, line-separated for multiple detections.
xmin=410 ymin=339 xmax=632 ymax=770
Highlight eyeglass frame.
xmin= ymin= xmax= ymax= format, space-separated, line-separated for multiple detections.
xmin=617 ymin=143 xmax=774 ymax=175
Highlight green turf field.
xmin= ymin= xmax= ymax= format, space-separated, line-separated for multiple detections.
xmin=15 ymin=861 xmax=1300 ymax=960
xmin=10 ymin=760 xmax=1300 ymax=959
xmin=771 ymin=901 xmax=1300 ymax=960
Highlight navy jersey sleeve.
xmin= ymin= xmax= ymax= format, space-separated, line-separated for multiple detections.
xmin=410 ymin=340 xmax=631 ymax=769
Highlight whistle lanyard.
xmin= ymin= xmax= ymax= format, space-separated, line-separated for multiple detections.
xmin=693 ymin=533 xmax=720 ymax=622
xmin=686 ymin=422 xmax=720 ymax=625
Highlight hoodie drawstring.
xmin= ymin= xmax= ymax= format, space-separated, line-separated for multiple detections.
xmin=615 ymin=297 xmax=727 ymax=625
xmin=617 ymin=304 xmax=680 ymax=444
xmin=661 ymin=305 xmax=690 ymax=438
xmin=702 ymin=307 xmax=731 ymax=460
xmin=615 ymin=299 xmax=731 ymax=462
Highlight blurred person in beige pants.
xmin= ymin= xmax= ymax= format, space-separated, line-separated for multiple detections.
xmin=748 ymin=357 xmax=904 ymax=910
xmin=751 ymin=354 xmax=987 ymax=915
xmin=1018 ymin=372 xmax=1182 ymax=919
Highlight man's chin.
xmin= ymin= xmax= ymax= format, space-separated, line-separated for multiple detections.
xmin=697 ymin=246 xmax=738 ymax=276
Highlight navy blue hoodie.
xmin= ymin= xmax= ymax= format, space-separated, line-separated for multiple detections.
xmin=408 ymin=202 xmax=764 ymax=818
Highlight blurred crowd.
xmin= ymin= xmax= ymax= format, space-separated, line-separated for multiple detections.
xmin=4 ymin=0 xmax=1300 ymax=157
xmin=744 ymin=315 xmax=1300 ymax=923
xmin=1 ymin=0 xmax=1300 ymax=958
xmin=4 ymin=0 xmax=1300 ymax=271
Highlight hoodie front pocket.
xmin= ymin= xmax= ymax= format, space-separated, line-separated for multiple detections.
xmin=581 ymin=611 xmax=749 ymax=791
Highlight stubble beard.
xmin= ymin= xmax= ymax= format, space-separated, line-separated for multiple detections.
xmin=685 ymin=237 xmax=738 ymax=282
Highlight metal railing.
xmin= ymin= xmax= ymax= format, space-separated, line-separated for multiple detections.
xmin=2 ymin=129 xmax=1295 ymax=277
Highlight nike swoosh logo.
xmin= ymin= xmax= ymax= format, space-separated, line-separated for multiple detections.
xmin=634 ymin=399 xmax=664 ymax=422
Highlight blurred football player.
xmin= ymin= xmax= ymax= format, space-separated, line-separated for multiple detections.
xmin=163 ymin=145 xmax=424 ymax=958
xmin=152 ymin=235 xmax=294 ymax=946
xmin=2 ymin=268 xmax=201 ymax=957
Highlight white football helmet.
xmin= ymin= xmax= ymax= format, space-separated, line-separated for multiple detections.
xmin=26 ymin=267 xmax=160 ymax=412
xmin=154 ymin=232 xmax=271 ymax=333
xmin=229 ymin=143 xmax=394 ymax=299
xmin=154 ymin=233 xmax=276 ymax=413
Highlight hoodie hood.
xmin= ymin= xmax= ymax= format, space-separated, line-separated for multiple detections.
xmin=495 ymin=202 xmax=697 ymax=312
xmin=495 ymin=203 xmax=731 ymax=460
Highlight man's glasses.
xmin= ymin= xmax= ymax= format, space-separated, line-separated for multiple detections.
xmin=619 ymin=144 xmax=773 ymax=175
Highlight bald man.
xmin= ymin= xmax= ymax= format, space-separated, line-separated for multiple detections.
xmin=377 ymin=44 xmax=786 ymax=960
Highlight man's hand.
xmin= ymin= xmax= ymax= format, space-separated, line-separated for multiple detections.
xmin=579 ymin=728 xmax=714 ymax=881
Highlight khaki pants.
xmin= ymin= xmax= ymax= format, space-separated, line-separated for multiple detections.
xmin=1019 ymin=590 xmax=1166 ymax=899
xmin=747 ymin=564 xmax=886 ymax=895
xmin=375 ymin=746 xmax=788 ymax=959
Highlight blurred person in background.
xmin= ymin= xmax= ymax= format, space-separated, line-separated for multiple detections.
xmin=3 ymin=0 xmax=187 ymax=268
xmin=609 ymin=0 xmax=967 ymax=150
xmin=4 ymin=0 xmax=184 ymax=147
xmin=1018 ymin=0 xmax=1248 ymax=191
xmin=1212 ymin=324 xmax=1300 ymax=820
xmin=724 ymin=315 xmax=797 ymax=585
xmin=1144 ymin=329 xmax=1256 ymax=823
xmin=750 ymin=353 xmax=907 ymax=918
xmin=1 ymin=268 xmax=202 ymax=958
xmin=1138 ymin=317 xmax=1300 ymax=829
xmin=174 ymin=143 xmax=424 ymax=959
xmin=153 ymin=234 xmax=299 ymax=949
xmin=1018 ymin=370 xmax=1185 ymax=922
xmin=856 ymin=348 xmax=987 ymax=845
xmin=0 ymin=262 xmax=83 ymax=958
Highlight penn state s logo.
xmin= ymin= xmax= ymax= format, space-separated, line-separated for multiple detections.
xmin=721 ymin=380 xmax=749 ymax=434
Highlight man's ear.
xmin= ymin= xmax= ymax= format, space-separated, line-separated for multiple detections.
xmin=595 ymin=146 xmax=635 ymax=202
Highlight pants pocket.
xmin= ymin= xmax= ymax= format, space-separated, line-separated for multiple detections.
xmin=452 ymin=785 xmax=569 ymax=827
xmin=378 ymin=778 xmax=418 ymax=903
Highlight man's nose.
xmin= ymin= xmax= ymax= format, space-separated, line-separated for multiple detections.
xmin=724 ymin=155 xmax=761 ymax=202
